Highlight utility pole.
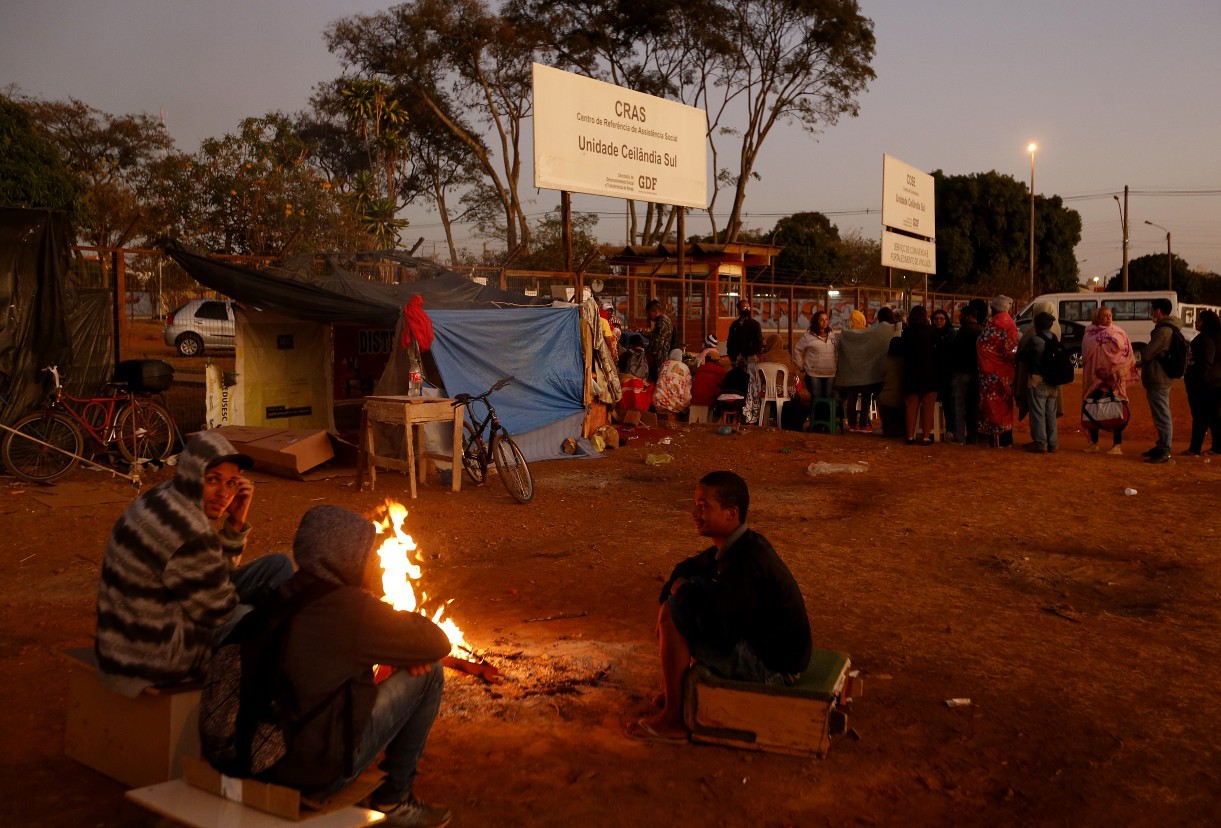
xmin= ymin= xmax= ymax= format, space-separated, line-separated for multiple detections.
xmin=1116 ymin=185 xmax=1130 ymax=291
xmin=1145 ymin=220 xmax=1173 ymax=291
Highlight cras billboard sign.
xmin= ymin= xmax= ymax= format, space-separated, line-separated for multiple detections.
xmin=532 ymin=63 xmax=708 ymax=209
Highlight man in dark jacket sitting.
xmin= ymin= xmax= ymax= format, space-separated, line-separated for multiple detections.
xmin=260 ymin=505 xmax=452 ymax=828
xmin=627 ymin=471 xmax=811 ymax=743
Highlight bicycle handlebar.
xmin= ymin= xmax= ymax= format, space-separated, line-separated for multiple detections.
xmin=450 ymin=375 xmax=515 ymax=407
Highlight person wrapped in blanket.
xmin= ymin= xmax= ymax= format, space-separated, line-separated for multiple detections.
xmin=626 ymin=471 xmax=811 ymax=744
xmin=976 ymin=295 xmax=1022 ymax=447
xmin=1081 ymin=306 xmax=1135 ymax=454
xmin=654 ymin=349 xmax=693 ymax=416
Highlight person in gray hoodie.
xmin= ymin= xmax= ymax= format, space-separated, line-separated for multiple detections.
xmin=1140 ymin=298 xmax=1184 ymax=463
xmin=95 ymin=430 xmax=293 ymax=696
xmin=259 ymin=505 xmax=452 ymax=828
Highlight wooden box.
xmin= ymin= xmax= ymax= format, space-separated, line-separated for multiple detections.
xmin=63 ymin=647 xmax=202 ymax=787
xmin=683 ymin=647 xmax=851 ymax=758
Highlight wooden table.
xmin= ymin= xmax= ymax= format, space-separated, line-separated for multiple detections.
xmin=359 ymin=396 xmax=463 ymax=498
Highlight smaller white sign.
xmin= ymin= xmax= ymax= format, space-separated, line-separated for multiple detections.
xmin=881 ymin=229 xmax=936 ymax=275
xmin=881 ymin=154 xmax=935 ymax=239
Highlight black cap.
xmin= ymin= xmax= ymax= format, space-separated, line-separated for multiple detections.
xmin=207 ymin=452 xmax=254 ymax=471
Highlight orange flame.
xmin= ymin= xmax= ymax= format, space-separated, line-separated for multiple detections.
xmin=372 ymin=499 xmax=475 ymax=661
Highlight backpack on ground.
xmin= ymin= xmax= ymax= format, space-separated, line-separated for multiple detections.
xmin=1039 ymin=332 xmax=1075 ymax=386
xmin=1156 ymin=324 xmax=1188 ymax=379
xmin=200 ymin=579 xmax=340 ymax=778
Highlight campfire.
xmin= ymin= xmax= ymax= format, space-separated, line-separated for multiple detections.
xmin=371 ymin=500 xmax=501 ymax=683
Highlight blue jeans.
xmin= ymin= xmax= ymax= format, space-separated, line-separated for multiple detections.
xmin=1147 ymin=386 xmax=1172 ymax=451
xmin=314 ymin=662 xmax=445 ymax=801
xmin=950 ymin=372 xmax=978 ymax=443
xmin=1027 ymin=382 xmax=1058 ymax=449
xmin=212 ymin=554 xmax=296 ymax=644
xmin=805 ymin=376 xmax=834 ymax=400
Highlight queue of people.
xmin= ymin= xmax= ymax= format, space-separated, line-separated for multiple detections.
xmin=611 ymin=294 xmax=1221 ymax=457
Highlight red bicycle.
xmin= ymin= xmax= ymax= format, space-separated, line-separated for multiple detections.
xmin=1 ymin=365 xmax=178 ymax=484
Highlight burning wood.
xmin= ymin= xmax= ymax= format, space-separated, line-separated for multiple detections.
xmin=371 ymin=499 xmax=499 ymax=680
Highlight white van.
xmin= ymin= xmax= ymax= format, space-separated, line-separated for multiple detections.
xmin=1015 ymin=291 xmax=1190 ymax=361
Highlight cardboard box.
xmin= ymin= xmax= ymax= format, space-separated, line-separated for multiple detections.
xmin=181 ymin=757 xmax=383 ymax=821
xmin=62 ymin=647 xmax=201 ymax=788
xmin=215 ymin=426 xmax=335 ymax=478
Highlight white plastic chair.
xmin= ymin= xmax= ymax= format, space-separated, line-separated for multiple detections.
xmin=754 ymin=362 xmax=791 ymax=426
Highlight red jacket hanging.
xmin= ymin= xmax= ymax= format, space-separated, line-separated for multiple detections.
xmin=400 ymin=294 xmax=434 ymax=351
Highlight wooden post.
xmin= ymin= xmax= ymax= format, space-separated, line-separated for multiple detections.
xmin=114 ymin=250 xmax=126 ymax=368
xmin=677 ymin=206 xmax=686 ymax=347
xmin=561 ymin=191 xmax=573 ymax=274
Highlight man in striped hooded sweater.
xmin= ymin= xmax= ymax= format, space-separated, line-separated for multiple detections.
xmin=95 ymin=430 xmax=294 ymax=697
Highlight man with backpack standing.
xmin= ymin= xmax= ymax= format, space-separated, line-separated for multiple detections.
xmin=1141 ymin=298 xmax=1186 ymax=464
xmin=1019 ymin=311 xmax=1071 ymax=453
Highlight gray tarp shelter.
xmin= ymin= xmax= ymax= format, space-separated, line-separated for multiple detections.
xmin=167 ymin=246 xmax=591 ymax=462
xmin=1 ymin=208 xmax=113 ymax=424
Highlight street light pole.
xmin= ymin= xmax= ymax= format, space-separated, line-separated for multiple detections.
xmin=1144 ymin=220 xmax=1173 ymax=291
xmin=1114 ymin=186 xmax=1130 ymax=290
xmin=1028 ymin=143 xmax=1037 ymax=299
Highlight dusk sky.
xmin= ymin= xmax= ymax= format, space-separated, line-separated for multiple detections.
xmin=3 ymin=0 xmax=1219 ymax=280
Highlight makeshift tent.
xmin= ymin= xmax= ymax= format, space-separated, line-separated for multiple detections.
xmin=1 ymin=208 xmax=113 ymax=424
xmin=168 ymin=247 xmax=590 ymax=461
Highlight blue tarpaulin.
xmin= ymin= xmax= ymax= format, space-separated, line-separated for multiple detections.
xmin=427 ymin=307 xmax=585 ymax=435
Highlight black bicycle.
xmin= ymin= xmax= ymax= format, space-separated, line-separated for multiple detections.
xmin=452 ymin=376 xmax=533 ymax=503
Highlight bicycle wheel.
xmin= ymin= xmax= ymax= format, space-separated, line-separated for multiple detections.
xmin=115 ymin=400 xmax=177 ymax=464
xmin=2 ymin=412 xmax=83 ymax=484
xmin=491 ymin=432 xmax=533 ymax=503
xmin=461 ymin=421 xmax=487 ymax=485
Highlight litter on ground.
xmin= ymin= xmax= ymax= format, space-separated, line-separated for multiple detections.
xmin=806 ymin=461 xmax=868 ymax=476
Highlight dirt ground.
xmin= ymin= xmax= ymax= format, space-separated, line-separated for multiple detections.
xmin=2 ymin=328 xmax=1220 ymax=827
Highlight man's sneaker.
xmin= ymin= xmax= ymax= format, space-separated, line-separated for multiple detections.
xmin=1025 ymin=443 xmax=1047 ymax=454
xmin=1141 ymin=447 xmax=1160 ymax=458
xmin=1146 ymin=451 xmax=1171 ymax=464
xmin=378 ymin=796 xmax=452 ymax=828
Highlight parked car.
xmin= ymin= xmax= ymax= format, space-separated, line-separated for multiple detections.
xmin=163 ymin=299 xmax=235 ymax=356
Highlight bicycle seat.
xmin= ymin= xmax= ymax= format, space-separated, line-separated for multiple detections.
xmin=452 ymin=394 xmax=472 ymax=405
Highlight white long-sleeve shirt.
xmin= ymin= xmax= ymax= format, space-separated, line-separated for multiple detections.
xmin=794 ymin=331 xmax=839 ymax=378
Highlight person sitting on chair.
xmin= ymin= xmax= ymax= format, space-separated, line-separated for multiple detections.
xmin=626 ymin=471 xmax=811 ymax=743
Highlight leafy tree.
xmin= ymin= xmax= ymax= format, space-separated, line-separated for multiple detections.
xmin=20 ymin=96 xmax=174 ymax=249
xmin=1105 ymin=253 xmax=1191 ymax=296
xmin=771 ymin=211 xmax=840 ymax=282
xmin=712 ymin=0 xmax=875 ymax=242
xmin=156 ymin=114 xmax=365 ymax=256
xmin=0 ymin=95 xmax=81 ymax=213
xmin=399 ymin=111 xmax=486 ymax=264
xmin=327 ymin=0 xmax=551 ymax=250
xmin=933 ymin=169 xmax=1080 ymax=296
xmin=834 ymin=230 xmax=883 ymax=285
xmin=1192 ymin=271 xmax=1221 ymax=304
xmin=514 ymin=207 xmax=602 ymax=271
